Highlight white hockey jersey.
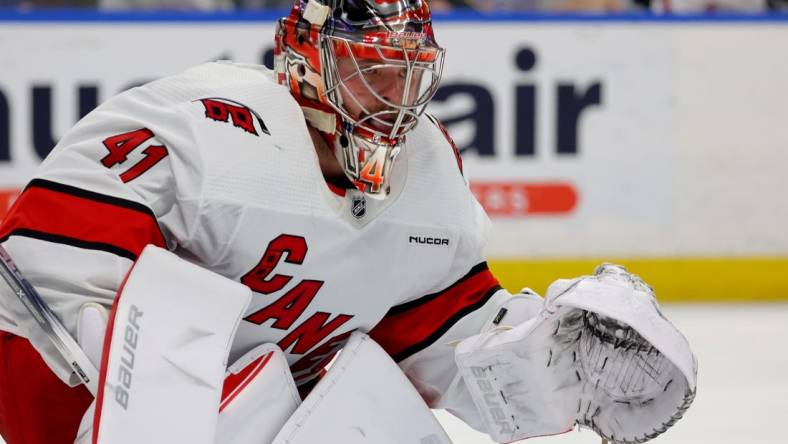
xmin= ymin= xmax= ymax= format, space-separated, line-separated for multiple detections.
xmin=0 ymin=62 xmax=532 ymax=428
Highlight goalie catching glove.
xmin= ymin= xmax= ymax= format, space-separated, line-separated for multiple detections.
xmin=455 ymin=264 xmax=697 ymax=444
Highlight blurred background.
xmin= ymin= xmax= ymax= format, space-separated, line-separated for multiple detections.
xmin=0 ymin=1 xmax=787 ymax=443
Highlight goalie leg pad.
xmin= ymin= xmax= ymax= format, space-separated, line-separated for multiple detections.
xmin=79 ymin=345 xmax=302 ymax=444
xmin=272 ymin=332 xmax=452 ymax=444
xmin=91 ymin=245 xmax=252 ymax=444
xmin=217 ymin=343 xmax=301 ymax=444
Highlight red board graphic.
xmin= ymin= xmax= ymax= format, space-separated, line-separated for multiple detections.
xmin=471 ymin=181 xmax=578 ymax=217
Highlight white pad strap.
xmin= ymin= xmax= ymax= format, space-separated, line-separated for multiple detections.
xmin=92 ymin=245 xmax=252 ymax=444
xmin=273 ymin=332 xmax=452 ymax=444
xmin=77 ymin=302 xmax=108 ymax=370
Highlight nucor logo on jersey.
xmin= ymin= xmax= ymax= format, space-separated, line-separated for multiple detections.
xmin=470 ymin=366 xmax=517 ymax=437
xmin=409 ymin=235 xmax=449 ymax=246
xmin=115 ymin=304 xmax=143 ymax=410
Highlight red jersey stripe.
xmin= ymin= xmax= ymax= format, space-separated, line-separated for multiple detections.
xmin=369 ymin=263 xmax=500 ymax=363
xmin=0 ymin=179 xmax=166 ymax=260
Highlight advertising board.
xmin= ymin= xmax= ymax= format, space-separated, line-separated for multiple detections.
xmin=1 ymin=14 xmax=786 ymax=299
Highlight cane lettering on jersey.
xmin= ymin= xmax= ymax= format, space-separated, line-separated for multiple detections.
xmin=290 ymin=330 xmax=353 ymax=382
xmin=241 ymin=234 xmax=354 ymax=367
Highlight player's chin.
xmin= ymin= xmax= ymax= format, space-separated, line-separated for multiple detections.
xmin=359 ymin=112 xmax=399 ymax=134
xmin=367 ymin=120 xmax=395 ymax=134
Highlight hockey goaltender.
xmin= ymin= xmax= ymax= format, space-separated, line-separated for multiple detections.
xmin=0 ymin=1 xmax=697 ymax=443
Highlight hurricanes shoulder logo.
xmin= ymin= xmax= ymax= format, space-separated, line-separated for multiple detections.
xmin=198 ymin=98 xmax=270 ymax=137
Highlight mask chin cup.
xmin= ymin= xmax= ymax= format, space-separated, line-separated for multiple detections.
xmin=334 ymin=128 xmax=401 ymax=200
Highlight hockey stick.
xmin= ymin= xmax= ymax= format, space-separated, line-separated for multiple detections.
xmin=0 ymin=245 xmax=99 ymax=395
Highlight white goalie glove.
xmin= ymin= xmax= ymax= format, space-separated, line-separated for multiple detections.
xmin=455 ymin=264 xmax=697 ymax=444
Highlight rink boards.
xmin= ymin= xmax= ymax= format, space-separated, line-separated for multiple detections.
xmin=0 ymin=12 xmax=786 ymax=301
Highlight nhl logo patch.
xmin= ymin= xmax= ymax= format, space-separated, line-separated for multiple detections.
xmin=351 ymin=195 xmax=366 ymax=219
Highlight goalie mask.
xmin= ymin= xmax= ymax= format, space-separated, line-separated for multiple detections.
xmin=275 ymin=0 xmax=445 ymax=198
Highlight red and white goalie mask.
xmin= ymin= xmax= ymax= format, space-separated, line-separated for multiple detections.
xmin=275 ymin=0 xmax=445 ymax=198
